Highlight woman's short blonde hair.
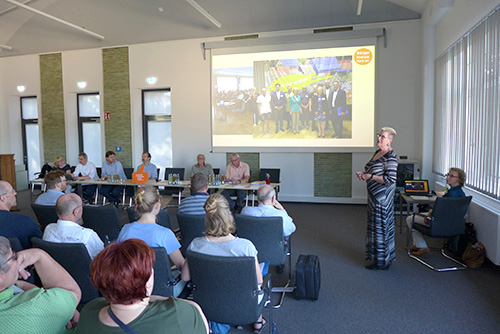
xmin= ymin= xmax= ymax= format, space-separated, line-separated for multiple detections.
xmin=203 ymin=193 xmax=235 ymax=237
xmin=54 ymin=156 xmax=64 ymax=166
xmin=134 ymin=187 xmax=160 ymax=215
xmin=380 ymin=127 xmax=397 ymax=139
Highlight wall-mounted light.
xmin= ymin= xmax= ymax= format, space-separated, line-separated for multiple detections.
xmin=77 ymin=81 xmax=87 ymax=89
xmin=146 ymin=77 xmax=157 ymax=85
xmin=17 ymin=85 xmax=26 ymax=92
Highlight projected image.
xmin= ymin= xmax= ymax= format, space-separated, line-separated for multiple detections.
xmin=212 ymin=46 xmax=375 ymax=149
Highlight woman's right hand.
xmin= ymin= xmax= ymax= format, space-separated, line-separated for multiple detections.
xmin=355 ymin=171 xmax=365 ymax=180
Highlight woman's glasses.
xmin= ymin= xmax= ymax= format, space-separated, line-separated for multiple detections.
xmin=445 ymin=173 xmax=458 ymax=178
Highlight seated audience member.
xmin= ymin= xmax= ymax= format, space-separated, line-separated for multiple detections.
xmin=100 ymin=150 xmax=127 ymax=206
xmin=406 ymin=167 xmax=467 ymax=256
xmin=136 ymin=152 xmax=158 ymax=180
xmin=118 ymin=187 xmax=186 ymax=297
xmin=178 ymin=173 xmax=209 ymax=215
xmin=35 ymin=170 xmax=66 ymax=206
xmin=0 ymin=236 xmax=81 ymax=333
xmin=71 ymin=152 xmax=98 ymax=202
xmin=75 ymin=239 xmax=208 ymax=334
xmin=43 ymin=193 xmax=104 ymax=259
xmin=241 ymin=185 xmax=296 ymax=238
xmin=181 ymin=194 xmax=266 ymax=333
xmin=190 ymin=154 xmax=213 ymax=178
xmin=53 ymin=156 xmax=73 ymax=193
xmin=221 ymin=153 xmax=250 ymax=212
xmin=0 ymin=181 xmax=42 ymax=249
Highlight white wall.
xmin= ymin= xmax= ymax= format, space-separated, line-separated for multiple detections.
xmin=61 ymin=48 xmax=103 ymax=166
xmin=0 ymin=20 xmax=423 ymax=203
xmin=127 ymin=19 xmax=423 ymax=202
xmin=0 ymin=54 xmax=40 ymax=166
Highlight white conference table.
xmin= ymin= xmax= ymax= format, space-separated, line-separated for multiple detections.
xmin=29 ymin=178 xmax=281 ymax=206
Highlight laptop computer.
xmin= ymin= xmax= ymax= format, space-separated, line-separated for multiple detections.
xmin=404 ymin=180 xmax=432 ymax=198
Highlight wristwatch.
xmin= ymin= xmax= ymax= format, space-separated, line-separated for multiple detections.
xmin=370 ymin=174 xmax=374 ymax=180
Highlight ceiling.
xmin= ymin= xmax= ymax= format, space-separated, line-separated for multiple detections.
xmin=0 ymin=0 xmax=429 ymax=58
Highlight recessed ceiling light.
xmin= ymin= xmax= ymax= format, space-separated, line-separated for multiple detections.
xmin=158 ymin=7 xmax=164 ymax=12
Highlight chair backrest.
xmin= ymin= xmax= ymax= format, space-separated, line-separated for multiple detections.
xmin=82 ymin=205 xmax=121 ymax=242
xmin=234 ymin=214 xmax=286 ymax=266
xmin=430 ymin=196 xmax=473 ymax=237
xmin=213 ymin=168 xmax=220 ymax=175
xmin=187 ymin=251 xmax=266 ymax=325
xmin=96 ymin=167 xmax=102 ymax=178
xmin=31 ymin=204 xmax=58 ymax=232
xmin=31 ymin=237 xmax=99 ymax=306
xmin=124 ymin=167 xmax=134 ymax=179
xmin=258 ymin=168 xmax=280 ymax=183
xmin=7 ymin=237 xmax=23 ymax=252
xmin=176 ymin=213 xmax=206 ymax=255
xmin=165 ymin=168 xmax=185 ymax=180
xmin=151 ymin=247 xmax=175 ymax=297
xmin=126 ymin=207 xmax=171 ymax=229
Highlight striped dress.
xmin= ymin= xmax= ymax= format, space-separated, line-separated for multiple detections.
xmin=364 ymin=149 xmax=398 ymax=267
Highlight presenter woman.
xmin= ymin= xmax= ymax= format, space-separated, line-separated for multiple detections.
xmin=356 ymin=127 xmax=398 ymax=270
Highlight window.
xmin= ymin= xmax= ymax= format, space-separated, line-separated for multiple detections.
xmin=434 ymin=6 xmax=500 ymax=199
xmin=142 ymin=89 xmax=172 ymax=180
xmin=77 ymin=93 xmax=102 ymax=166
xmin=20 ymin=96 xmax=41 ymax=180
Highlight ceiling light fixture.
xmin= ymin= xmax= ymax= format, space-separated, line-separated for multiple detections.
xmin=0 ymin=44 xmax=13 ymax=51
xmin=357 ymin=0 xmax=363 ymax=16
xmin=77 ymin=81 xmax=87 ymax=89
xmin=158 ymin=7 xmax=164 ymax=12
xmin=185 ymin=0 xmax=222 ymax=28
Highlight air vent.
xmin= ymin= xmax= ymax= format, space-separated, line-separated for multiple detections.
xmin=313 ymin=27 xmax=353 ymax=34
xmin=224 ymin=34 xmax=259 ymax=41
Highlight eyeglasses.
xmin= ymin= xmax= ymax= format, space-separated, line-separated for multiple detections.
xmin=445 ymin=173 xmax=459 ymax=178
xmin=377 ymin=134 xmax=387 ymax=139
xmin=1 ymin=252 xmax=18 ymax=267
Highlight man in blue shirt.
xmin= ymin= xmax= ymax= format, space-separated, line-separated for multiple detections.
xmin=100 ymin=151 xmax=127 ymax=205
xmin=241 ymin=185 xmax=296 ymax=238
xmin=407 ymin=167 xmax=467 ymax=255
xmin=35 ymin=170 xmax=66 ymax=206
xmin=0 ymin=181 xmax=42 ymax=249
xmin=136 ymin=152 xmax=158 ymax=180
xmin=178 ymin=173 xmax=209 ymax=215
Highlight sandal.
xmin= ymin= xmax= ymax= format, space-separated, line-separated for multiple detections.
xmin=253 ymin=317 xmax=267 ymax=334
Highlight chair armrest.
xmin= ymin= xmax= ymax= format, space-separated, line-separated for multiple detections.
xmin=262 ymin=272 xmax=272 ymax=291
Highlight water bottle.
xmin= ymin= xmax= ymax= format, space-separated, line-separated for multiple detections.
xmin=266 ymin=173 xmax=271 ymax=185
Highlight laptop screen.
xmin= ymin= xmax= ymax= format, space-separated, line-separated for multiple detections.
xmin=404 ymin=180 xmax=429 ymax=194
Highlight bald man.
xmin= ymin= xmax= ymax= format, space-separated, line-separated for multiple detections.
xmin=43 ymin=193 xmax=104 ymax=259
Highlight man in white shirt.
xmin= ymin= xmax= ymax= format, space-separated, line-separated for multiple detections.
xmin=43 ymin=193 xmax=104 ymax=259
xmin=71 ymin=152 xmax=98 ymax=202
xmin=256 ymin=88 xmax=272 ymax=137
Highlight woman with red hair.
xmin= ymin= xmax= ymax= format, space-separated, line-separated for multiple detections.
xmin=75 ymin=239 xmax=208 ymax=334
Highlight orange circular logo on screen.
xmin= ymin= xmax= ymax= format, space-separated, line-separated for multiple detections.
xmin=354 ymin=48 xmax=373 ymax=65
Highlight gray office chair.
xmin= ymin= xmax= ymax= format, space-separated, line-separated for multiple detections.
xmin=31 ymin=237 xmax=99 ymax=308
xmin=126 ymin=206 xmax=171 ymax=229
xmin=82 ymin=205 xmax=122 ymax=243
xmin=186 ymin=251 xmax=271 ymax=326
xmin=31 ymin=204 xmax=58 ymax=232
xmin=151 ymin=247 xmax=178 ymax=297
xmin=176 ymin=213 xmax=205 ymax=256
xmin=407 ymin=196 xmax=472 ymax=272
xmin=234 ymin=214 xmax=291 ymax=308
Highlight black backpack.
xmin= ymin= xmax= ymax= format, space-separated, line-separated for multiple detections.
xmin=38 ymin=163 xmax=53 ymax=179
xmin=447 ymin=222 xmax=477 ymax=257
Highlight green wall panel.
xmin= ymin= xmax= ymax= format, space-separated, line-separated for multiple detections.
xmin=40 ymin=53 xmax=65 ymax=163
xmin=102 ymin=47 xmax=132 ymax=167
xmin=314 ymin=153 xmax=352 ymax=197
